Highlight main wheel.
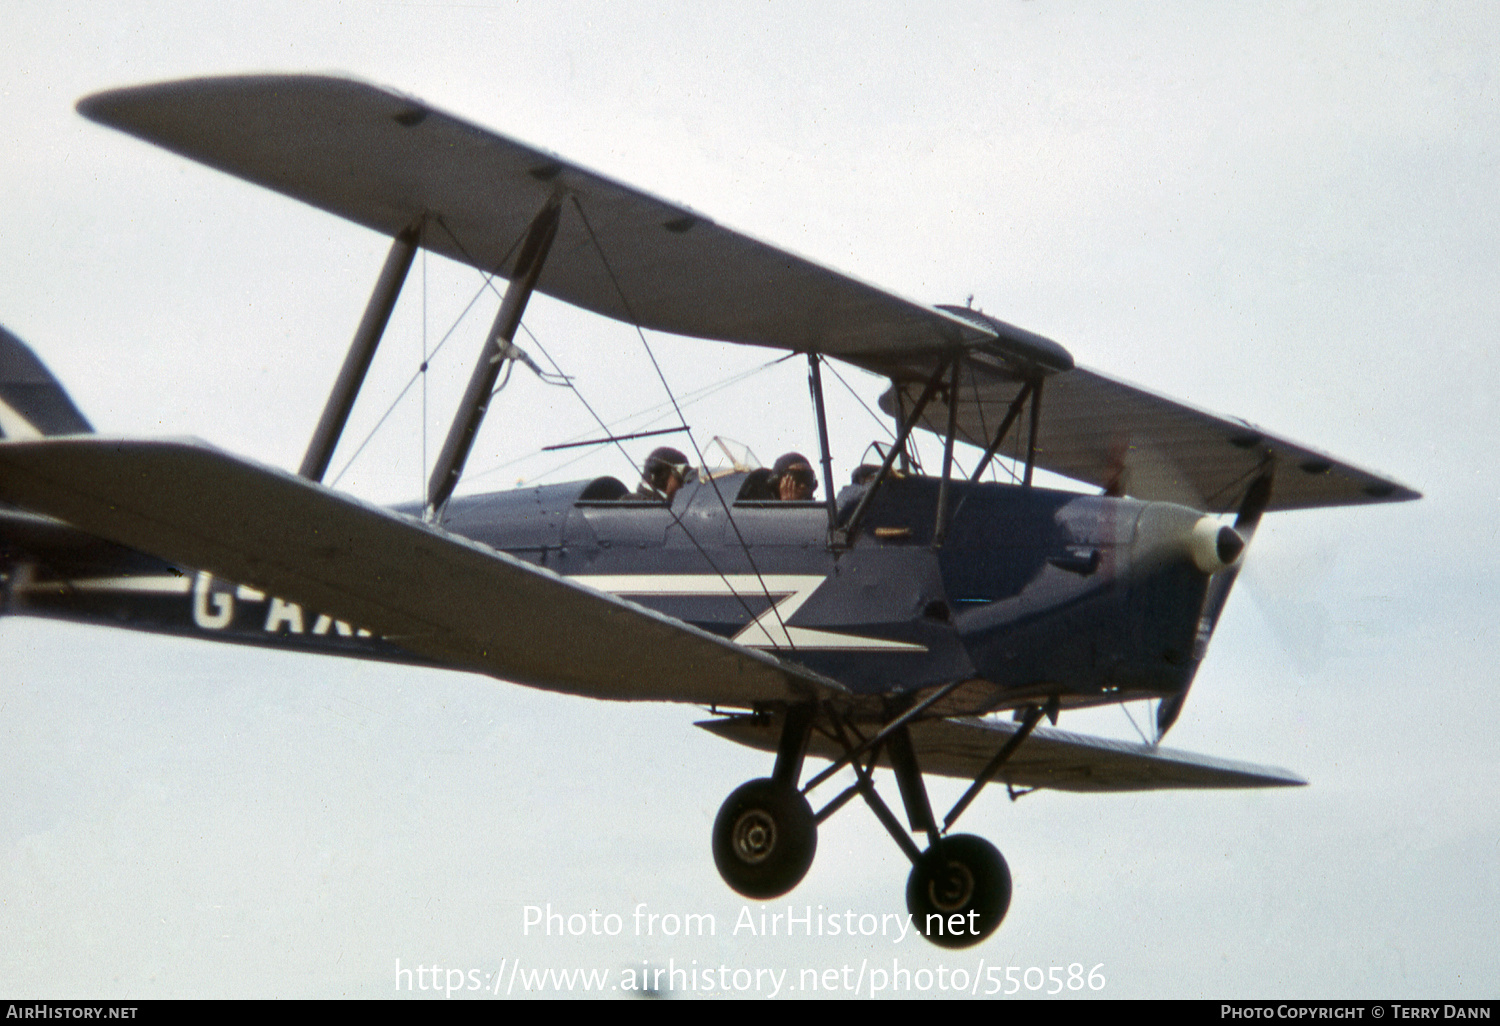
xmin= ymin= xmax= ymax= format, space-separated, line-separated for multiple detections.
xmin=906 ymin=834 xmax=1011 ymax=949
xmin=712 ymin=778 xmax=817 ymax=899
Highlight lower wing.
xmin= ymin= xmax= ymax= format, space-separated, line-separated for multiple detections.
xmin=0 ymin=437 xmax=843 ymax=707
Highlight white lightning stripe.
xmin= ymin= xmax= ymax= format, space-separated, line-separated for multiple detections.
xmin=572 ymin=573 xmax=926 ymax=652
xmin=574 ymin=573 xmax=823 ymax=596
xmin=33 ymin=573 xmax=922 ymax=650
xmin=58 ymin=574 xmax=192 ymax=594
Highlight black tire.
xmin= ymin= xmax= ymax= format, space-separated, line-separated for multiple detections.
xmin=906 ymin=834 xmax=1011 ymax=949
xmin=712 ymin=778 xmax=817 ymax=899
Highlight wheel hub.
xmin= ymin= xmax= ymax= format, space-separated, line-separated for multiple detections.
xmin=928 ymin=859 xmax=976 ymax=912
xmin=732 ymin=809 xmax=777 ymax=864
xmin=906 ymin=834 xmax=1011 ymax=948
xmin=713 ymin=777 xmax=817 ymax=899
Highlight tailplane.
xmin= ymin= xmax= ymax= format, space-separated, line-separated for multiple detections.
xmin=0 ymin=327 xmax=92 ymax=438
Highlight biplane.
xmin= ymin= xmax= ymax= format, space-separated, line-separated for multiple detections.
xmin=0 ymin=77 xmax=1418 ymax=948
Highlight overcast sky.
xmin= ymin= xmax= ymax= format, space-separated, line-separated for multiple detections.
xmin=2 ymin=1 xmax=1497 ymax=999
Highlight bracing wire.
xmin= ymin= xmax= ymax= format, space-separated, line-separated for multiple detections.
xmin=329 ymin=265 xmax=500 ymax=490
xmin=1121 ymin=701 xmax=1153 ymax=747
xmin=328 ymin=214 xmax=528 ymax=491
xmin=822 ymin=360 xmax=897 ymax=441
xmin=969 ymin=362 xmax=992 ymax=482
xmin=462 ymin=351 xmax=793 ymax=485
xmin=431 ymin=202 xmax=780 ymax=641
xmin=566 ymin=194 xmax=796 ymax=650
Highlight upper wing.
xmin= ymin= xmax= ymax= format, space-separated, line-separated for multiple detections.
xmin=876 ymin=356 xmax=1421 ymax=512
xmin=701 ymin=713 xmax=1305 ymax=791
xmin=78 ymin=75 xmax=995 ymax=363
xmin=79 ymin=75 xmax=1416 ymax=512
xmin=0 ymin=437 xmax=845 ymax=707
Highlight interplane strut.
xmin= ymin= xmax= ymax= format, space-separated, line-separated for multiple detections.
xmin=300 ymin=223 xmax=420 ymax=483
xmin=427 ymin=200 xmax=562 ymax=517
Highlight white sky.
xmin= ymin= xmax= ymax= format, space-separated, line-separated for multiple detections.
xmin=2 ymin=0 xmax=1497 ymax=999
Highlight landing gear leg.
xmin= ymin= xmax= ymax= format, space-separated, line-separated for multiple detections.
xmin=886 ymin=721 xmax=1011 ymax=948
xmin=713 ymin=705 xmax=817 ymax=899
xmin=709 ymin=700 xmax=1035 ymax=945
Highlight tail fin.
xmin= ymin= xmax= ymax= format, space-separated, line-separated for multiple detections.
xmin=0 ymin=326 xmax=93 ymax=438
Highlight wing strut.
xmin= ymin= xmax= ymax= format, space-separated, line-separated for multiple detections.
xmin=805 ymin=355 xmax=838 ymax=535
xmin=299 ymin=222 xmax=420 ymax=482
xmin=838 ymin=356 xmax=954 ymax=545
xmin=1023 ymin=376 xmax=1044 ymax=487
xmin=426 ymin=198 xmax=561 ymax=517
xmin=967 ymin=378 xmax=1035 ymax=483
xmin=932 ymin=358 xmax=963 ymax=546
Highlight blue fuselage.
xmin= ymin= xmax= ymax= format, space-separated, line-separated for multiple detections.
xmin=1 ymin=472 xmax=1212 ymax=715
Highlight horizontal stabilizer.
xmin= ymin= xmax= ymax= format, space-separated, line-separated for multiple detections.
xmin=700 ymin=713 xmax=1306 ymax=791
xmin=0 ymin=437 xmax=843 ymax=707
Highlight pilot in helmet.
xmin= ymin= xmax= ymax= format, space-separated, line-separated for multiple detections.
xmin=638 ymin=446 xmax=692 ymax=503
xmin=772 ymin=452 xmax=817 ymax=501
